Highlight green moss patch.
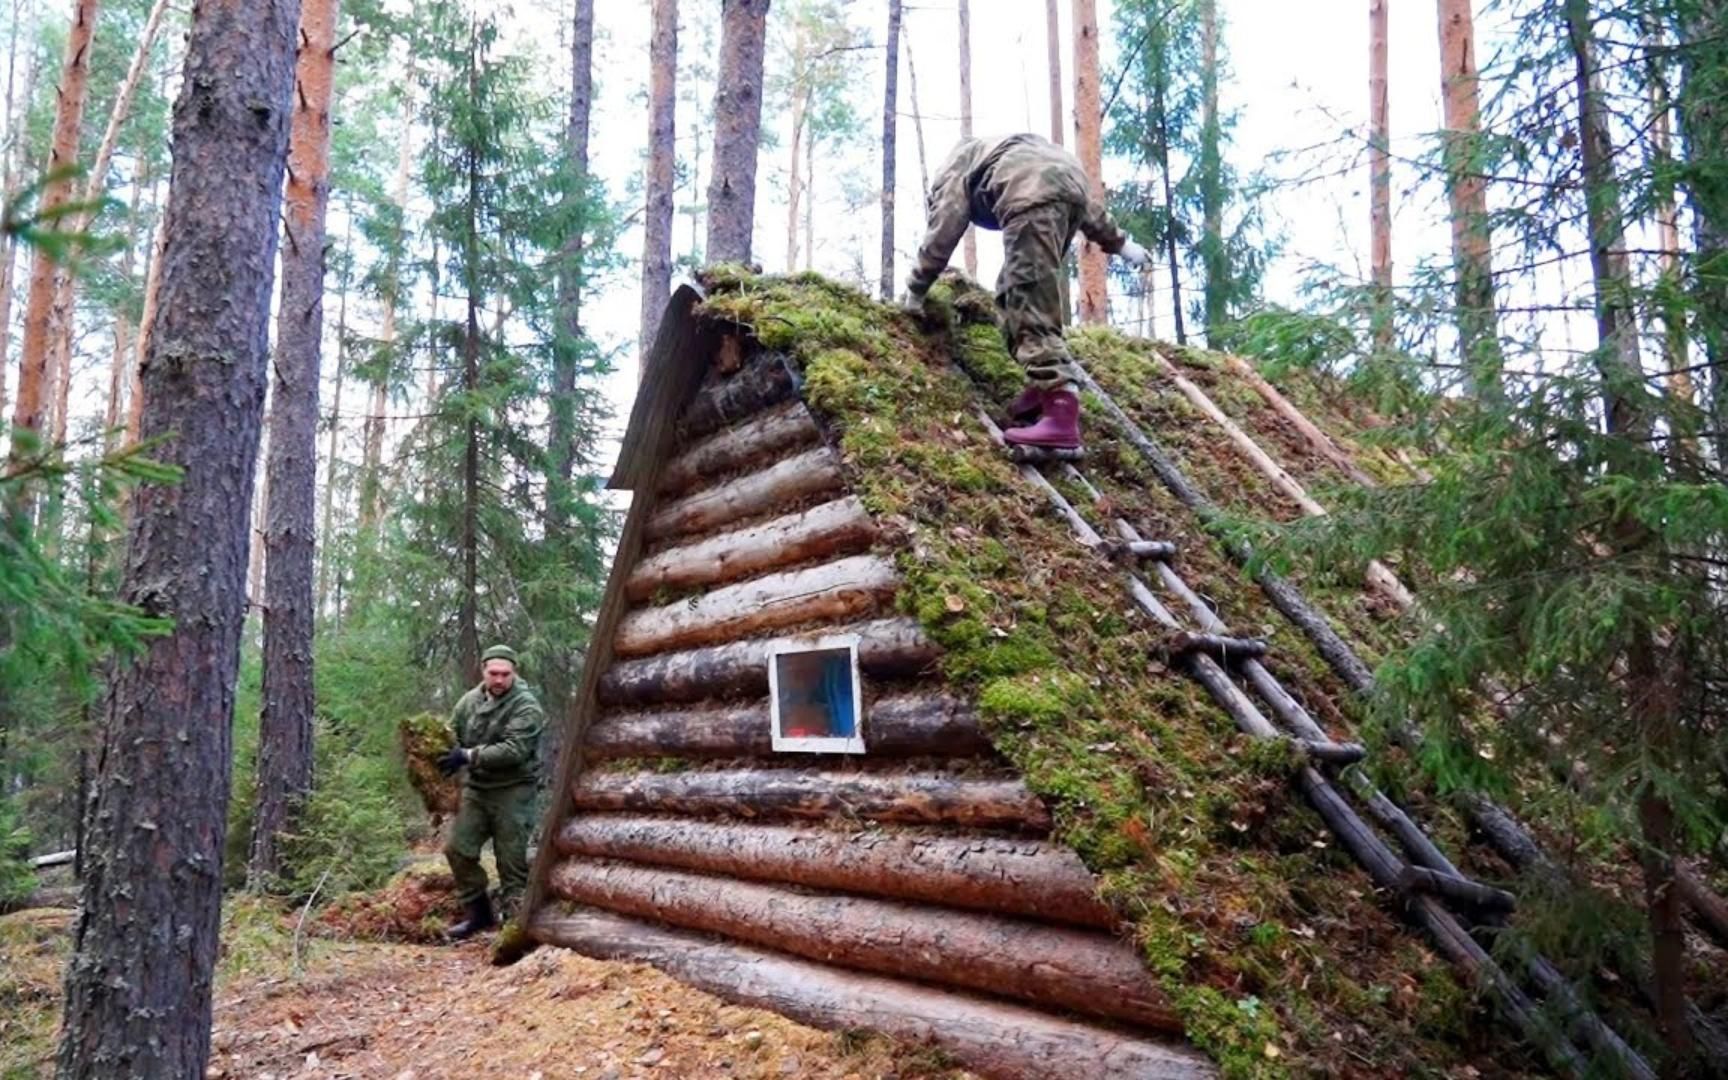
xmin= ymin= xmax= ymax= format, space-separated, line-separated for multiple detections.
xmin=694 ymin=270 xmax=1528 ymax=1077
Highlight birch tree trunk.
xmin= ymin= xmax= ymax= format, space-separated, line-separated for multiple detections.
xmin=55 ymin=0 xmax=300 ymax=1072
xmin=251 ymin=0 xmax=339 ymax=890
xmin=958 ymin=0 xmax=976 ymax=278
xmin=10 ymin=0 xmax=99 ymax=458
xmin=705 ymin=0 xmax=770 ymax=266
xmin=1435 ymin=0 xmax=1501 ymax=396
xmin=1370 ymin=0 xmax=1392 ymax=352
xmin=1045 ymin=0 xmax=1062 ymax=145
xmin=879 ymin=0 xmax=900 ymax=300
xmin=1072 ymin=0 xmax=1107 ymax=324
xmin=640 ymin=0 xmax=675 ymax=366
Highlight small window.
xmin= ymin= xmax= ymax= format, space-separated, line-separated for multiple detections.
xmin=768 ymin=635 xmax=866 ymax=754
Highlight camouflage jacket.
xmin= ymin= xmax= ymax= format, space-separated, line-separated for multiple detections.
xmin=906 ymin=133 xmax=1130 ymax=294
xmin=450 ymin=680 xmax=544 ymax=789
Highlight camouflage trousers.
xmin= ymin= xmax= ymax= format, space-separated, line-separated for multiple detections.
xmin=995 ymin=201 xmax=1085 ymax=391
xmin=444 ymin=781 xmax=535 ymax=913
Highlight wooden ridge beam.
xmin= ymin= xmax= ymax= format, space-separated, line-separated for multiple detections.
xmin=613 ymin=553 xmax=899 ymax=658
xmin=529 ymin=906 xmax=1214 ymax=1080
xmin=646 ymin=446 xmax=846 ymax=542
xmin=627 ymin=496 xmax=877 ymax=602
xmin=659 ymin=400 xmax=822 ymax=497
xmin=554 ymin=815 xmax=1117 ymax=928
xmin=597 ymin=617 xmax=939 ymax=707
xmin=586 ymin=692 xmax=991 ymax=761
xmin=547 ymin=857 xmax=1181 ymax=1031
xmin=571 ymin=768 xmax=1052 ymax=832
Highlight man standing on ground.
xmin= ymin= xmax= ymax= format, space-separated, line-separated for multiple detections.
xmin=437 ymin=644 xmax=545 ymax=939
xmin=903 ymin=133 xmax=1152 ymax=451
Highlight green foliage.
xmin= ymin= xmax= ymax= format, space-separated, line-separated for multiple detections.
xmin=0 ymin=795 xmax=36 ymax=907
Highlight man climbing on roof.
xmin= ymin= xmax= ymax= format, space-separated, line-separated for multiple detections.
xmin=903 ymin=133 xmax=1152 ymax=451
xmin=436 ymin=644 xmax=545 ymax=940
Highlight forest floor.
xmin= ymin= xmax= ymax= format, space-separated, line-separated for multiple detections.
xmin=1 ymin=887 xmax=973 ymax=1080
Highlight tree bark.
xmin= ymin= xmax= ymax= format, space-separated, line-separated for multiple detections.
xmin=1045 ymin=0 xmax=1063 ymax=144
xmin=958 ymin=0 xmax=976 ymax=278
xmin=645 ymin=444 xmax=845 ymax=541
xmin=627 ymin=495 xmax=877 ymax=601
xmin=554 ymin=814 xmax=1115 ymax=927
xmin=1198 ymin=0 xmax=1224 ymax=338
xmin=55 ymin=0 xmax=300 ymax=1072
xmin=879 ymin=0 xmax=900 ymax=300
xmin=658 ymin=399 xmax=820 ymax=496
xmin=10 ymin=0 xmax=99 ymax=459
xmin=529 ymin=907 xmax=1212 ymax=1080
xmin=547 ymin=857 xmax=1180 ymax=1030
xmin=572 ymin=768 xmax=1053 ymax=832
xmin=1435 ymin=0 xmax=1501 ymax=396
xmin=1072 ymin=0 xmax=1106 ymax=323
xmin=597 ymin=615 xmax=938 ymax=707
xmin=640 ymin=0 xmax=676 ymax=366
xmin=250 ymin=0 xmax=338 ymax=890
xmin=613 ymin=552 xmax=898 ymax=658
xmin=586 ymin=691 xmax=989 ymax=760
xmin=705 ymin=0 xmax=769 ymax=266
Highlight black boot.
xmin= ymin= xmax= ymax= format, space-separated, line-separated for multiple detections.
xmin=447 ymin=894 xmax=497 ymax=941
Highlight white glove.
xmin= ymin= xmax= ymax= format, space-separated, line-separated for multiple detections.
xmin=1117 ymin=238 xmax=1152 ymax=269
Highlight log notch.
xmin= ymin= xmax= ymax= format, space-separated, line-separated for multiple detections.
xmin=586 ymin=692 xmax=990 ymax=760
xmin=627 ymin=496 xmax=877 ymax=602
xmin=572 ymin=768 xmax=1053 ymax=832
xmin=613 ymin=553 xmax=899 ymax=657
xmin=659 ymin=399 xmax=821 ymax=497
xmin=554 ymin=815 xmax=1116 ymax=927
xmin=646 ymin=446 xmax=846 ymax=541
xmin=597 ymin=616 xmax=939 ymax=706
xmin=530 ymin=907 xmax=1215 ymax=1080
xmin=677 ymin=350 xmax=795 ymax=440
xmin=547 ymin=858 xmax=1180 ymax=1030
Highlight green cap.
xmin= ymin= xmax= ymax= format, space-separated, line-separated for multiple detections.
xmin=481 ymin=644 xmax=519 ymax=667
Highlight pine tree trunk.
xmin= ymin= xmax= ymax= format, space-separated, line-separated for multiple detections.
xmin=904 ymin=34 xmax=928 ymax=195
xmin=705 ymin=0 xmax=769 ymax=267
xmin=640 ymin=0 xmax=675 ymax=366
xmin=1045 ymin=0 xmax=1062 ymax=145
xmin=1072 ymin=0 xmax=1106 ymax=324
xmin=958 ymin=0 xmax=976 ymax=278
xmin=1435 ymin=0 xmax=1501 ymax=396
xmin=359 ymin=90 xmax=415 ymax=531
xmin=1680 ymin=0 xmax=1728 ymax=467
xmin=459 ymin=35 xmax=482 ymax=686
xmin=54 ymin=0 xmax=300 ymax=1072
xmin=43 ymin=0 xmax=174 ymax=446
xmin=315 ymin=210 xmax=352 ymax=616
xmin=879 ymin=0 xmax=900 ymax=300
xmin=1369 ymin=0 xmax=1392 ymax=353
xmin=10 ymin=0 xmax=99 ymax=458
xmin=1198 ymin=0 xmax=1224 ymax=338
xmin=251 ymin=0 xmax=338 ymax=891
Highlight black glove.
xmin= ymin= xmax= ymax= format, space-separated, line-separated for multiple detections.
xmin=435 ymin=747 xmax=470 ymax=777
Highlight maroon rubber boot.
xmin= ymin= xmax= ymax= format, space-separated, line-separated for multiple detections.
xmin=1006 ymin=384 xmax=1045 ymax=422
xmin=1003 ymin=389 xmax=1082 ymax=450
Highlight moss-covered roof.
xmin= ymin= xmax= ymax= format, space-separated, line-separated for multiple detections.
xmin=691 ymin=268 xmax=1551 ymax=1078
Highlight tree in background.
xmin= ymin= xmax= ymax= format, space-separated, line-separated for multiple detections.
xmin=706 ymin=0 xmax=769 ymax=266
xmin=1368 ymin=0 xmax=1391 ymax=353
xmin=56 ymin=0 xmax=299 ymax=1070
xmin=1072 ymin=0 xmax=1105 ymax=322
xmin=771 ymin=0 xmax=865 ymax=275
xmin=639 ymin=0 xmax=674 ymax=364
xmin=878 ymin=0 xmax=898 ymax=300
xmin=957 ymin=0 xmax=975 ymax=278
xmin=1435 ymin=0 xmax=1501 ymax=397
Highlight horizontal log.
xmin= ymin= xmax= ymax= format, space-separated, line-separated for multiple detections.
xmin=1677 ymin=863 xmax=1728 ymax=953
xmin=660 ymin=400 xmax=822 ymax=497
xmin=626 ymin=496 xmax=878 ymax=602
xmin=647 ymin=446 xmax=845 ymax=542
xmin=1100 ymin=539 xmax=1177 ymax=564
xmin=554 ymin=815 xmax=1116 ymax=928
xmin=1007 ymin=445 xmax=1086 ymax=464
xmin=597 ymin=617 xmax=939 ymax=707
xmin=548 ymin=857 xmax=1179 ymax=1031
xmin=1296 ymin=739 xmax=1367 ymax=765
xmin=678 ymin=350 xmax=795 ymax=441
xmin=28 ymin=849 xmax=75 ymax=870
xmin=614 ymin=554 xmax=899 ymax=659
xmin=529 ymin=906 xmax=1213 ymax=1080
xmin=1398 ymin=866 xmax=1517 ymax=914
xmin=1168 ymin=632 xmax=1269 ymax=661
xmin=572 ymin=768 xmax=1052 ymax=832
xmin=586 ymin=693 xmax=991 ymax=761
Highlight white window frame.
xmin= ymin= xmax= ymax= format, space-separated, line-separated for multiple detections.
xmin=767 ymin=633 xmax=867 ymax=755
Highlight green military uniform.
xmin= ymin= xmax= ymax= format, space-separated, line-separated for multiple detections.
xmin=907 ymin=134 xmax=1130 ymax=389
xmin=444 ymin=677 xmax=544 ymax=915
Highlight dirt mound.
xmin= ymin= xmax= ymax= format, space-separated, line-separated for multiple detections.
xmin=315 ymin=859 xmax=462 ymax=944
